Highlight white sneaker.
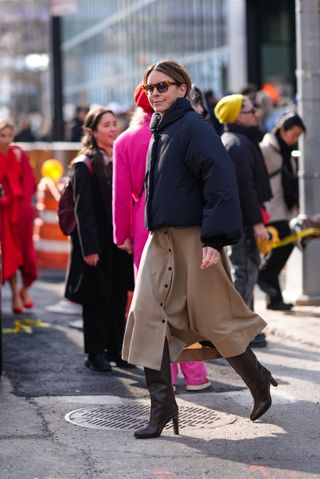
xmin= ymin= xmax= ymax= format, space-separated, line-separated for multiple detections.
xmin=185 ymin=380 xmax=211 ymax=392
xmin=45 ymin=299 xmax=82 ymax=315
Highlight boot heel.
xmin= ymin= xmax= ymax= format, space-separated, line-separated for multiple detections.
xmin=172 ymin=415 xmax=179 ymax=435
xmin=270 ymin=376 xmax=278 ymax=387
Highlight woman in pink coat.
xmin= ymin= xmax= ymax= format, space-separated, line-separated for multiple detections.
xmin=113 ymin=84 xmax=210 ymax=391
xmin=112 ymin=85 xmax=151 ymax=276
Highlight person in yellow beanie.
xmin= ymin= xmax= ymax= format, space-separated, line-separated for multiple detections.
xmin=216 ymin=94 xmax=272 ymax=348
xmin=214 ymin=94 xmax=243 ymax=124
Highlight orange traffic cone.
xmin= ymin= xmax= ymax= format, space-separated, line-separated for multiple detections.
xmin=34 ymin=175 xmax=70 ymax=270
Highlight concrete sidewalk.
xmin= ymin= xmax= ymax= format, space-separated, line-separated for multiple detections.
xmin=255 ymin=294 xmax=320 ymax=349
xmin=1 ymin=274 xmax=320 ymax=479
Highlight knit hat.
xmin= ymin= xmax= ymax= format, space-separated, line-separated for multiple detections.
xmin=133 ymin=82 xmax=154 ymax=113
xmin=214 ymin=94 xmax=243 ymax=124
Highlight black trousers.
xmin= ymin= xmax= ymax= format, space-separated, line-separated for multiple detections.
xmin=258 ymin=220 xmax=294 ymax=304
xmin=82 ymin=288 xmax=128 ymax=355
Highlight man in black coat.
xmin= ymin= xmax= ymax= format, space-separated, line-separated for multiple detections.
xmin=215 ymin=94 xmax=272 ymax=348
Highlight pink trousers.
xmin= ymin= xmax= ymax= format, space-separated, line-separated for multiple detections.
xmin=171 ymin=361 xmax=208 ymax=386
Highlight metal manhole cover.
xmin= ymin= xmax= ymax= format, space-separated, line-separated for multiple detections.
xmin=65 ymin=401 xmax=236 ymax=431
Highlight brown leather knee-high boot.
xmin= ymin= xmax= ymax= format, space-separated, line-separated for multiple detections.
xmin=227 ymin=347 xmax=278 ymax=421
xmin=134 ymin=340 xmax=179 ymax=439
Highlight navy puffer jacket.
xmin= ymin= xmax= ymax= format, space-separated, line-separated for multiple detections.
xmin=145 ymin=97 xmax=243 ymax=250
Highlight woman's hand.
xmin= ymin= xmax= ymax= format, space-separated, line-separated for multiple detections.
xmin=83 ymin=253 xmax=100 ymax=267
xmin=253 ymin=223 xmax=269 ymax=241
xmin=201 ymin=246 xmax=221 ymax=270
xmin=117 ymin=238 xmax=133 ymax=254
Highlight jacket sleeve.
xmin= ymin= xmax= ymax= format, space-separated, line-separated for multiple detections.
xmin=112 ymin=138 xmax=133 ymax=245
xmin=184 ymin=118 xmax=243 ymax=248
xmin=73 ymin=162 xmax=100 ymax=257
xmin=227 ymin=143 xmax=263 ymax=226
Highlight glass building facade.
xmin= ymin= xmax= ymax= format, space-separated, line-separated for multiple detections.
xmin=246 ymin=0 xmax=296 ymax=98
xmin=0 ymin=0 xmax=50 ymax=120
xmin=62 ymin=0 xmax=229 ymax=108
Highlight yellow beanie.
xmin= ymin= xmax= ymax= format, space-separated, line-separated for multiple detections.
xmin=214 ymin=94 xmax=243 ymax=124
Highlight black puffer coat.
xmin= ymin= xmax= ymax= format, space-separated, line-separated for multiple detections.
xmin=65 ymin=154 xmax=133 ymax=306
xmin=145 ymin=98 xmax=242 ymax=250
xmin=221 ymin=124 xmax=272 ymax=228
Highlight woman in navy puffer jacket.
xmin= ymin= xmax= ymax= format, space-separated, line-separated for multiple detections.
xmin=122 ymin=60 xmax=277 ymax=439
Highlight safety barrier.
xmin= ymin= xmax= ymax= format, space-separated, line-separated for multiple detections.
xmin=15 ymin=142 xmax=81 ymax=182
xmin=34 ymin=176 xmax=70 ymax=269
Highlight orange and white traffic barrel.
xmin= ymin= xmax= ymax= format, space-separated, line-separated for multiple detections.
xmin=34 ymin=160 xmax=70 ymax=270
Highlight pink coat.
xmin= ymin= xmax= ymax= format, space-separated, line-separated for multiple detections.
xmin=112 ymin=113 xmax=152 ymax=277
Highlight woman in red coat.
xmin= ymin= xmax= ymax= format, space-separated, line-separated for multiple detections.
xmin=0 ymin=120 xmax=37 ymax=313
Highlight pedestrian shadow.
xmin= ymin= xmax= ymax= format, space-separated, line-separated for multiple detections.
xmin=247 ymin=341 xmax=320 ymax=387
xmin=1 ymin=309 xmax=145 ymax=399
xmin=282 ymin=308 xmax=320 ymax=319
xmin=158 ymin=399 xmax=319 ymax=476
xmin=260 ymin=340 xmax=320 ymax=363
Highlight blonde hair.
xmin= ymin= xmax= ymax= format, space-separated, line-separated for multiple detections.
xmin=0 ymin=120 xmax=14 ymax=133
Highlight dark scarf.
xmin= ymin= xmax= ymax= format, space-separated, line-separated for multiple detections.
xmin=150 ymin=97 xmax=193 ymax=134
xmin=275 ymin=130 xmax=298 ymax=210
xmin=146 ymin=98 xmax=193 ymax=228
xmin=275 ymin=129 xmax=295 ymax=167
xmin=149 ymin=97 xmax=193 ymax=182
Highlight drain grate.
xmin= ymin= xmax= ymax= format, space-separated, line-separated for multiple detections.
xmin=65 ymin=401 xmax=236 ymax=431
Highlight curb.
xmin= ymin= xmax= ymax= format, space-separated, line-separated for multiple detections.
xmin=256 ymin=301 xmax=320 ymax=349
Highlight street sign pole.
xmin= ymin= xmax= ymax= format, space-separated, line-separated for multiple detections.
xmin=50 ymin=15 xmax=64 ymax=141
xmin=285 ymin=0 xmax=320 ymax=304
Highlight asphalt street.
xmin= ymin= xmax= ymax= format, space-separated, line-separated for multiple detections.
xmin=0 ymin=271 xmax=319 ymax=479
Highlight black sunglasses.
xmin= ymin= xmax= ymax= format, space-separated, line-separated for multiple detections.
xmin=142 ymin=81 xmax=177 ymax=95
xmin=240 ymin=108 xmax=256 ymax=115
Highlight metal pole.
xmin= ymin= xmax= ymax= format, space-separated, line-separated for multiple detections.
xmin=50 ymin=15 xmax=64 ymax=141
xmin=227 ymin=0 xmax=247 ymax=91
xmin=285 ymin=0 xmax=320 ymax=304
xmin=0 ymin=244 xmax=2 ymax=376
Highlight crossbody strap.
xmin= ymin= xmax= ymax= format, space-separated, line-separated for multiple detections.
xmin=72 ymin=155 xmax=93 ymax=174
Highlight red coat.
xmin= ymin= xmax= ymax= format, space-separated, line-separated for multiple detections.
xmin=14 ymin=146 xmax=38 ymax=286
xmin=0 ymin=147 xmax=23 ymax=281
xmin=0 ymin=146 xmax=37 ymax=284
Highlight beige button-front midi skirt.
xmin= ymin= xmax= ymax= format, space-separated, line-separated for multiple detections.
xmin=122 ymin=227 xmax=266 ymax=370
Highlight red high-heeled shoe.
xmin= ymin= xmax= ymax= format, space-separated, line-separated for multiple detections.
xmin=12 ymin=305 xmax=24 ymax=314
xmin=23 ymin=301 xmax=34 ymax=309
xmin=19 ymin=290 xmax=34 ymax=309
